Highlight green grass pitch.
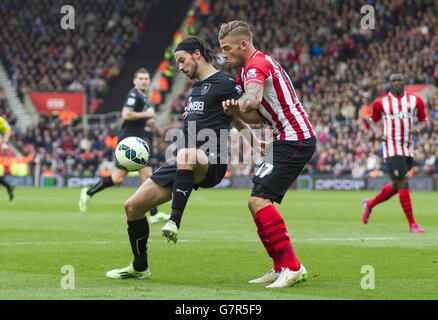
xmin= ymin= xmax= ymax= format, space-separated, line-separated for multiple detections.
xmin=1 ymin=187 xmax=437 ymax=300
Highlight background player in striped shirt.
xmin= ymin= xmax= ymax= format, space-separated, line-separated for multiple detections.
xmin=362 ymin=73 xmax=427 ymax=233
xmin=0 ymin=115 xmax=15 ymax=200
xmin=219 ymin=20 xmax=316 ymax=288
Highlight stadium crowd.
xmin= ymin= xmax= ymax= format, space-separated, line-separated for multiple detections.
xmin=1 ymin=0 xmax=438 ymax=179
xmin=0 ymin=87 xmax=15 ymax=124
xmin=0 ymin=0 xmax=157 ymax=102
xmin=1 ymin=110 xmax=170 ymax=178
xmin=167 ymin=0 xmax=438 ymax=177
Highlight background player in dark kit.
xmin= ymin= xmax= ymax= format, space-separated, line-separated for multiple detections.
xmin=79 ymin=68 xmax=169 ymax=223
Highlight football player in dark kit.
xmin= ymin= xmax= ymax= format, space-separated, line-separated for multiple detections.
xmin=106 ymin=36 xmax=265 ymax=279
xmin=79 ymin=68 xmax=170 ymax=224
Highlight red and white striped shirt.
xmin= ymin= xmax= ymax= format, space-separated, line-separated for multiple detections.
xmin=371 ymin=91 xmax=427 ymax=158
xmin=237 ymin=50 xmax=314 ymax=141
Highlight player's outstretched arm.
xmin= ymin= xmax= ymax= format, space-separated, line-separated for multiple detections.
xmin=232 ymin=115 xmax=265 ymax=156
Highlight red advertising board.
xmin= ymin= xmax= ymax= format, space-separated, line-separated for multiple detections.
xmin=29 ymin=92 xmax=85 ymax=115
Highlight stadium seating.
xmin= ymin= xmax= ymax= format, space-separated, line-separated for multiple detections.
xmin=165 ymin=0 xmax=438 ymax=178
xmin=0 ymin=0 xmax=155 ymax=102
xmin=0 ymin=0 xmax=437 ymax=178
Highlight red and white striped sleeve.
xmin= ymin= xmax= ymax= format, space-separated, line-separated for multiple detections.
xmin=415 ymin=95 xmax=427 ymax=122
xmin=370 ymin=98 xmax=383 ymax=122
xmin=243 ymin=59 xmax=269 ymax=88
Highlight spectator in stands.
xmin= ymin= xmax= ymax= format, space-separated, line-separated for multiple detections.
xmin=104 ymin=123 xmax=119 ymax=160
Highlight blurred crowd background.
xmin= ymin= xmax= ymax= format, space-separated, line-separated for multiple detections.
xmin=1 ymin=0 xmax=437 ymax=180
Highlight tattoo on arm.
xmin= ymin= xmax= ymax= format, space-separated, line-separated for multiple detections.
xmin=240 ymin=83 xmax=263 ymax=112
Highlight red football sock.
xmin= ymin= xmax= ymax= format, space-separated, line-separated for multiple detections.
xmin=399 ymin=189 xmax=416 ymax=226
xmin=368 ymin=183 xmax=396 ymax=209
xmin=253 ymin=217 xmax=281 ymax=271
xmin=255 ymin=205 xmax=300 ymax=271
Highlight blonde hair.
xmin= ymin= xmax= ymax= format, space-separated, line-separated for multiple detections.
xmin=218 ymin=20 xmax=253 ymax=43
xmin=133 ymin=68 xmax=150 ymax=79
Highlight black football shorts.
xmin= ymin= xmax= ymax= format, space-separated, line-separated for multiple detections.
xmin=117 ymin=129 xmax=151 ymax=146
xmin=150 ymin=160 xmax=228 ymax=190
xmin=251 ymin=137 xmax=316 ymax=204
xmin=385 ymin=156 xmax=413 ymax=180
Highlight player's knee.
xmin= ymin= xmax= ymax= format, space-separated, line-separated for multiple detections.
xmin=248 ymin=197 xmax=256 ymax=211
xmin=393 ymin=178 xmax=408 ymax=191
xmin=112 ymin=176 xmax=124 ymax=185
xmin=391 ymin=181 xmax=399 ymax=193
xmin=124 ymin=198 xmax=142 ymax=220
xmin=112 ymin=172 xmax=127 ymax=185
xmin=399 ymin=178 xmax=409 ymax=189
xmin=248 ymin=196 xmax=270 ymax=216
xmin=124 ymin=199 xmax=134 ymax=216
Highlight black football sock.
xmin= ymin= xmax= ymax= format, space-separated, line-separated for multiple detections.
xmin=149 ymin=207 xmax=158 ymax=216
xmin=170 ymin=169 xmax=194 ymax=228
xmin=0 ymin=177 xmax=14 ymax=200
xmin=86 ymin=176 xmax=114 ymax=196
xmin=127 ymin=217 xmax=149 ymax=272
xmin=0 ymin=177 xmax=12 ymax=189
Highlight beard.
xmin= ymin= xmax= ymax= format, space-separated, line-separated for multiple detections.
xmin=227 ymin=56 xmax=243 ymax=68
xmin=187 ymin=57 xmax=198 ymax=80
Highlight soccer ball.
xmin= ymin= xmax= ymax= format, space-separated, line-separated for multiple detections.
xmin=115 ymin=136 xmax=150 ymax=171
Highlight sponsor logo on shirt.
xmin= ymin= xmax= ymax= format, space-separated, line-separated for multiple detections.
xmin=126 ymin=97 xmax=136 ymax=106
xmin=386 ymin=112 xmax=411 ymax=120
xmin=246 ymin=68 xmax=257 ymax=78
xmin=187 ymin=100 xmax=204 ymax=113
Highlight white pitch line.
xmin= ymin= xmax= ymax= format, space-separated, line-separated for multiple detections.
xmin=0 ymin=241 xmax=114 ymax=246
xmin=0 ymin=239 xmax=201 ymax=246
xmin=0 ymin=236 xmax=434 ymax=246
xmin=304 ymin=237 xmax=402 ymax=241
xmin=302 ymin=236 xmax=438 ymax=241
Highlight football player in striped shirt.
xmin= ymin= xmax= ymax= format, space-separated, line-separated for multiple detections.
xmin=363 ymin=73 xmax=427 ymax=233
xmin=219 ymin=21 xmax=316 ymax=288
